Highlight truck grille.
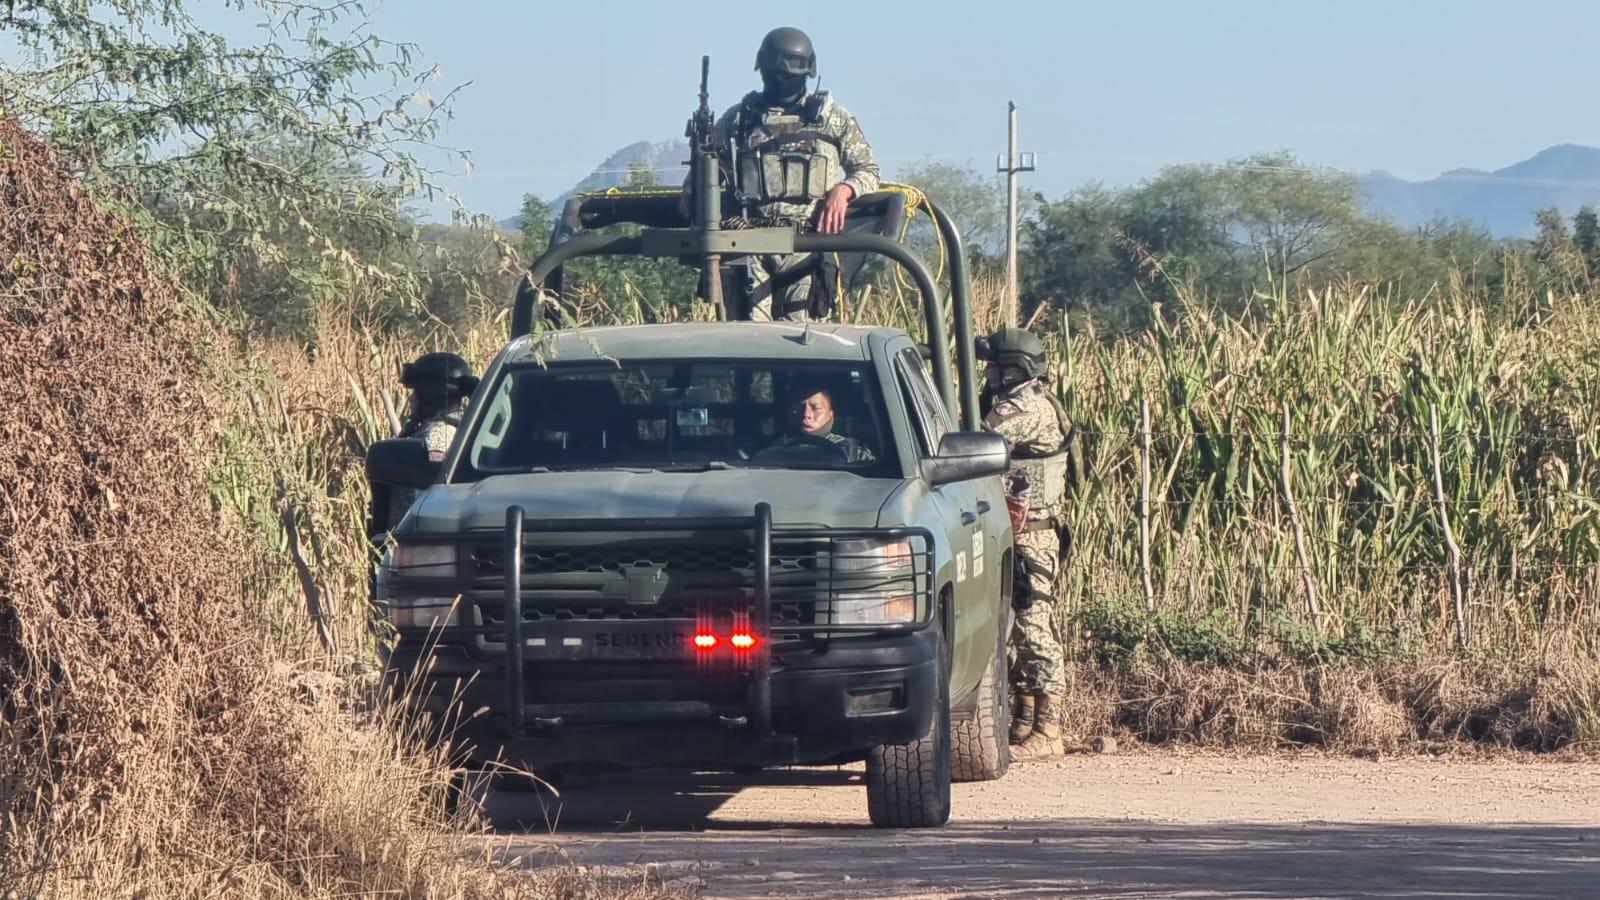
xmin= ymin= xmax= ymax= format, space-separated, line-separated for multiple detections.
xmin=469 ymin=539 xmax=823 ymax=626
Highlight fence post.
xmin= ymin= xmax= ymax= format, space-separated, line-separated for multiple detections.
xmin=1138 ymin=395 xmax=1155 ymax=613
xmin=1279 ymin=405 xmax=1323 ymax=635
xmin=1428 ymin=405 xmax=1469 ymax=649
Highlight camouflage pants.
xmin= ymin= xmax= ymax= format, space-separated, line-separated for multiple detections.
xmin=746 ymin=252 xmax=816 ymax=322
xmin=1008 ymin=527 xmax=1066 ymax=697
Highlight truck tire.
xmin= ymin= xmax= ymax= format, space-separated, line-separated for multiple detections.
xmin=951 ymin=615 xmax=1010 ymax=782
xmin=865 ymin=613 xmax=952 ymax=828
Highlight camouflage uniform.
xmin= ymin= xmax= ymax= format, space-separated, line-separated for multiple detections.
xmin=985 ymin=380 xmax=1070 ymax=699
xmin=713 ymin=91 xmax=879 ymax=320
xmin=386 ymin=411 xmax=459 ymax=529
xmin=1011 ymin=529 xmax=1063 ymax=695
xmin=771 ymin=426 xmax=876 ymax=463
xmin=819 ymin=428 xmax=875 ymax=463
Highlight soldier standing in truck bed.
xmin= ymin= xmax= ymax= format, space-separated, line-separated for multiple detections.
xmin=696 ymin=27 xmax=880 ymax=321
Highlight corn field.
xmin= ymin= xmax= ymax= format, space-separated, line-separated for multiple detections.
xmin=235 ymin=263 xmax=1600 ymax=748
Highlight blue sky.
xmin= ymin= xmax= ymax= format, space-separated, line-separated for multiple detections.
xmin=345 ymin=0 xmax=1600 ymax=220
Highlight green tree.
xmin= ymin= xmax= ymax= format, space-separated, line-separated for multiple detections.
xmin=551 ymin=162 xmax=698 ymax=318
xmin=1213 ymin=153 xmax=1361 ymax=277
xmin=895 ymin=160 xmax=1011 ymax=258
xmin=1021 ymin=186 xmax=1137 ymax=316
xmin=625 ymin=159 xmax=660 ymax=188
xmin=1532 ymin=206 xmax=1587 ymax=292
xmin=1574 ymin=205 xmax=1600 ymax=278
xmin=0 ymin=0 xmax=483 ymax=335
xmin=518 ymin=194 xmax=555 ymax=262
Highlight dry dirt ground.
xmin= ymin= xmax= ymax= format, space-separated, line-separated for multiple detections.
xmin=476 ymin=750 xmax=1600 ymax=898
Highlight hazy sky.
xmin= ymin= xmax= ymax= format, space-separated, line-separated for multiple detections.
xmin=347 ymin=0 xmax=1600 ymax=220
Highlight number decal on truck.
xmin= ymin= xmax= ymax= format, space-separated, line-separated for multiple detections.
xmin=972 ymin=530 xmax=985 ymax=577
xmin=956 ymin=550 xmax=968 ymax=583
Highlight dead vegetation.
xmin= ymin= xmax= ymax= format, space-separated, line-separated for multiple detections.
xmin=1059 ymin=653 xmax=1600 ymax=754
xmin=0 ymin=119 xmax=671 ymax=898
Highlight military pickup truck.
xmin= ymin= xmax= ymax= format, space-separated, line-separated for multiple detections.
xmin=369 ymin=319 xmax=1014 ymax=828
xmin=367 ymin=161 xmax=1013 ymax=825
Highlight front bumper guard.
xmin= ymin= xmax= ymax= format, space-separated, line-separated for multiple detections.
xmin=488 ymin=502 xmax=934 ymax=739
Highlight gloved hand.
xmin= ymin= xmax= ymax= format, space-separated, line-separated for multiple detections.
xmin=1011 ymin=554 xmax=1034 ymax=612
xmin=1003 ymin=472 xmax=1031 ymax=535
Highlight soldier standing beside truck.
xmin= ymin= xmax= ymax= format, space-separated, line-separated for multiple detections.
xmin=979 ymin=327 xmax=1079 ymax=760
xmin=368 ymin=352 xmax=478 ymax=541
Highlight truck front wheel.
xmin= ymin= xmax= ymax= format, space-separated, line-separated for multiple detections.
xmin=951 ymin=609 xmax=1010 ymax=782
xmin=865 ymin=613 xmax=952 ymax=828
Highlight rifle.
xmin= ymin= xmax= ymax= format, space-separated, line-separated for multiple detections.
xmin=684 ymin=55 xmax=726 ymax=319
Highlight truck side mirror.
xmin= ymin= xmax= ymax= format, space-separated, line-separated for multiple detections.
xmin=924 ymin=431 xmax=1010 ymax=487
xmin=365 ymin=438 xmax=438 ymax=490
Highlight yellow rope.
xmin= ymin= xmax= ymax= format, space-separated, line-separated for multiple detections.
xmin=820 ymin=181 xmax=948 ymax=314
xmin=876 ymin=180 xmax=947 ymax=295
xmin=587 ymin=185 xmax=685 ymax=199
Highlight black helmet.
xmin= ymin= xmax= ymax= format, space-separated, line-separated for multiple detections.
xmin=755 ymin=27 xmax=816 ymax=78
xmin=400 ymin=351 xmax=478 ymax=399
xmin=976 ymin=327 xmax=1047 ymax=379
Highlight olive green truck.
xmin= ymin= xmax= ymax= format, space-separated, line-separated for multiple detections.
xmin=367 ymin=190 xmax=1014 ymax=828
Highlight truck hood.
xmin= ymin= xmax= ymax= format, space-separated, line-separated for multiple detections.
xmin=409 ymin=469 xmax=904 ymax=533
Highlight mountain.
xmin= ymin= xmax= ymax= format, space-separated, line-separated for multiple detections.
xmin=1359 ymin=144 xmax=1600 ymax=238
xmin=502 ymin=139 xmax=689 ymax=229
xmin=511 ymin=139 xmax=1600 ymax=240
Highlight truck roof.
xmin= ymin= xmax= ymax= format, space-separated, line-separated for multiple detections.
xmin=504 ymin=322 xmax=906 ymax=365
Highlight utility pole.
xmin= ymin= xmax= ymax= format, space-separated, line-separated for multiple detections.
xmin=996 ymin=101 xmax=1035 ymax=327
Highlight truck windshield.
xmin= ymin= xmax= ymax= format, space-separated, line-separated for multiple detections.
xmin=456 ymin=360 xmax=894 ymax=478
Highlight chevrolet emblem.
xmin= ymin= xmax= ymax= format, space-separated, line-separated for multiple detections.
xmin=604 ymin=564 xmax=669 ymax=606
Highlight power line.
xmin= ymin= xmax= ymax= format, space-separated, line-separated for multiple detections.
xmin=480 ymin=152 xmax=1600 ymax=194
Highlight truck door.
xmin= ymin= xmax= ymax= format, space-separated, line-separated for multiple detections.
xmin=892 ymin=348 xmax=992 ymax=699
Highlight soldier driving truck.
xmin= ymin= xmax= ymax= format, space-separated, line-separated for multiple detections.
xmin=680 ymin=26 xmax=879 ymax=321
xmin=768 ymin=381 xmax=876 ymax=463
xmin=365 ymin=53 xmax=1013 ymax=828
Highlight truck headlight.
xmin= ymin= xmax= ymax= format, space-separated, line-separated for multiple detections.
xmin=389 ymin=596 xmax=462 ymax=630
xmin=833 ymin=592 xmax=918 ymax=625
xmin=833 ymin=538 xmax=914 ymax=573
xmin=391 ymin=543 xmax=457 ymax=578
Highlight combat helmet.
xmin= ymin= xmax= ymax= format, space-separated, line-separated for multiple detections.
xmin=977 ymin=327 xmax=1048 ymax=379
xmin=754 ymin=27 xmax=817 ymax=78
xmin=401 ymin=351 xmax=479 ymax=401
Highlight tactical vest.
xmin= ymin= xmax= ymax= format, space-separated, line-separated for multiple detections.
xmin=384 ymin=410 xmax=463 ymax=533
xmin=398 ymin=409 xmax=462 ymax=440
xmin=731 ymin=91 xmax=841 ymax=208
xmin=988 ymin=386 xmax=1073 ymax=523
xmin=1013 ymin=445 xmax=1069 ymax=522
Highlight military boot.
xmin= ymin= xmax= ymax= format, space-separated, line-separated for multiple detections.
xmin=1011 ymin=692 xmax=1064 ymax=760
xmin=1009 ymin=692 xmax=1035 ymax=745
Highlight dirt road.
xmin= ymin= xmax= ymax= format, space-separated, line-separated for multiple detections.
xmin=481 ymin=751 xmax=1600 ymax=898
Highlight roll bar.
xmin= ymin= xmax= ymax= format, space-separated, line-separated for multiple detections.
xmin=514 ymin=191 xmax=981 ymax=430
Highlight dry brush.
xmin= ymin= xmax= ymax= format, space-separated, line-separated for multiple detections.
xmin=0 ymin=118 xmax=677 ymax=898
